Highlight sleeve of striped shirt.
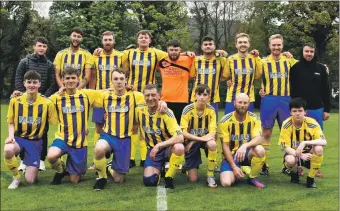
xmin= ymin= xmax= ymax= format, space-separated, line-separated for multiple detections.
xmin=92 ymin=91 xmax=105 ymax=108
xmin=53 ymin=52 xmax=62 ymax=70
xmin=218 ymin=121 xmax=230 ymax=143
xmin=121 ymin=50 xmax=130 ymax=72
xmin=85 ymin=52 xmax=95 ymax=69
xmin=312 ymin=123 xmax=326 ymax=140
xmin=288 ymin=57 xmax=298 ymax=67
xmin=208 ymin=110 xmax=217 ymax=133
xmin=133 ymin=91 xmax=146 ymax=106
xmin=255 ymin=56 xmax=263 ymax=79
xmin=180 ymin=111 xmax=189 ymax=132
xmin=154 ymin=48 xmax=168 ymax=61
xmin=251 ymin=118 xmax=262 ymax=139
xmin=47 ymin=101 xmax=58 ymax=125
xmin=189 ymin=59 xmax=197 ymax=78
xmin=164 ymin=114 xmax=183 ymax=136
xmin=7 ymin=98 xmax=15 ymax=124
xmin=278 ymin=126 xmax=291 ymax=147
xmin=222 ymin=57 xmax=230 ymax=79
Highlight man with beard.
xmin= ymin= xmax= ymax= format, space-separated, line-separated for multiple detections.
xmin=290 ymin=43 xmax=331 ymax=130
xmin=258 ymin=34 xmax=297 ymax=175
xmin=14 ymin=37 xmax=56 ymax=172
xmin=219 ymin=93 xmax=266 ymax=188
xmin=88 ymin=31 xmax=125 ymax=170
xmin=223 ymin=33 xmax=262 ymax=114
xmin=54 ymin=27 xmax=94 ymax=89
xmin=157 ymin=40 xmax=195 ymax=123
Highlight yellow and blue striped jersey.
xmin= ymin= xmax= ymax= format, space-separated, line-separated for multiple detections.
xmin=53 ymin=47 xmax=94 ymax=81
xmin=122 ymin=48 xmax=167 ymax=92
xmin=49 ymin=89 xmax=98 ymax=148
xmin=224 ymin=54 xmax=262 ymax=102
xmin=93 ymin=90 xmax=145 ymax=138
xmin=279 ymin=117 xmax=325 ymax=151
xmin=180 ymin=103 xmax=217 ymax=136
xmin=219 ymin=111 xmax=262 ymax=155
xmin=136 ymin=106 xmax=183 ymax=148
xmin=261 ymin=55 xmax=297 ymax=96
xmin=190 ymin=56 xmax=227 ymax=103
xmin=94 ymin=50 xmax=124 ymax=90
xmin=7 ymin=93 xmax=58 ymax=140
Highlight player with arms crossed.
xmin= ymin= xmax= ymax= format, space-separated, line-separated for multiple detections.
xmin=180 ymin=84 xmax=218 ymax=188
xmin=219 ymin=93 xmax=266 ymax=188
xmin=4 ymin=70 xmax=57 ymax=189
xmin=279 ymin=98 xmax=326 ymax=188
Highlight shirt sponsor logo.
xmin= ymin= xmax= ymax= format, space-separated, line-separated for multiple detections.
xmin=132 ymin=60 xmax=151 ymax=66
xmin=108 ymin=105 xmax=129 ymax=113
xmin=235 ymin=68 xmax=254 ymax=75
xmin=143 ymin=126 xmax=162 ymax=135
xmin=231 ymin=134 xmax=250 ymax=142
xmin=62 ymin=105 xmax=84 ymax=113
xmin=19 ymin=116 xmax=42 ymax=124
xmin=198 ymin=68 xmax=216 ymax=74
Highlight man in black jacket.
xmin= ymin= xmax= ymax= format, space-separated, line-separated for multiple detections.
xmin=14 ymin=37 xmax=56 ymax=171
xmin=290 ymin=42 xmax=331 ymax=130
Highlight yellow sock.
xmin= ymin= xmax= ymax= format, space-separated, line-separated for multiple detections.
xmin=207 ymin=149 xmax=217 ymax=177
xmin=108 ymin=168 xmax=115 ymax=177
xmin=262 ymin=143 xmax=271 ymax=167
xmin=50 ymin=158 xmax=64 ymax=173
xmin=130 ymin=133 xmax=138 ymax=160
xmin=308 ymin=153 xmax=323 ymax=178
xmin=165 ymin=154 xmax=184 ymax=178
xmin=5 ymin=156 xmax=20 ymax=179
xmin=249 ymin=156 xmax=265 ymax=178
xmin=93 ymin=132 xmax=100 ymax=146
xmin=94 ymin=157 xmax=107 ymax=179
xmin=140 ymin=139 xmax=147 ymax=161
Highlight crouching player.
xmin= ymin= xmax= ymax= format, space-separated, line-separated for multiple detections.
xmin=4 ymin=70 xmax=57 ymax=189
xmin=219 ymin=93 xmax=266 ymax=188
xmin=279 ymin=98 xmax=326 ymax=188
xmin=180 ymin=84 xmax=218 ymax=188
xmin=136 ymin=84 xmax=184 ymax=189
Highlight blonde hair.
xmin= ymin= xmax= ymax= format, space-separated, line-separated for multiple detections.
xmin=235 ymin=33 xmax=250 ymax=43
xmin=269 ymin=34 xmax=284 ymax=43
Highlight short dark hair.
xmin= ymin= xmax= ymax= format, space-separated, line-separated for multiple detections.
xmin=111 ymin=67 xmax=127 ymax=78
xmin=202 ymin=36 xmax=214 ymax=43
xmin=24 ymin=70 xmax=41 ymax=81
xmin=61 ymin=67 xmax=79 ymax=78
xmin=70 ymin=27 xmax=83 ymax=36
xmin=33 ymin=37 xmax=48 ymax=45
xmin=195 ymin=84 xmax=211 ymax=95
xmin=136 ymin=30 xmax=152 ymax=39
xmin=289 ymin=98 xmax=307 ymax=111
xmin=303 ymin=42 xmax=316 ymax=49
xmin=167 ymin=40 xmax=181 ymax=48
xmin=144 ymin=84 xmax=159 ymax=93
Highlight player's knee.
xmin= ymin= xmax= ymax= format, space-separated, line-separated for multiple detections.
xmin=94 ymin=141 xmax=107 ymax=158
xmin=254 ymin=145 xmax=265 ymax=158
xmin=47 ymin=152 xmax=58 ymax=163
xmin=221 ymin=180 xmax=232 ymax=187
xmin=313 ymin=146 xmax=323 ymax=156
xmin=25 ymin=176 xmax=37 ymax=185
xmin=187 ymin=173 xmax=198 ymax=182
xmin=3 ymin=145 xmax=15 ymax=158
xmin=207 ymin=140 xmax=217 ymax=151
xmin=143 ymin=173 xmax=159 ymax=187
xmin=173 ymin=143 xmax=185 ymax=155
xmin=285 ymin=156 xmax=296 ymax=167
xmin=262 ymin=129 xmax=272 ymax=140
xmin=113 ymin=174 xmax=125 ymax=184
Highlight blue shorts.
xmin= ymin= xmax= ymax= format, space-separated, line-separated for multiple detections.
xmin=185 ymin=142 xmax=208 ymax=170
xmin=16 ymin=136 xmax=42 ymax=168
xmin=224 ymin=102 xmax=254 ymax=114
xmin=50 ymin=139 xmax=87 ymax=175
xmin=145 ymin=147 xmax=171 ymax=171
xmin=220 ymin=149 xmax=251 ymax=172
xmin=307 ymin=108 xmax=323 ymax=130
xmin=260 ymin=95 xmax=291 ymax=129
xmin=210 ymin=103 xmax=219 ymax=121
xmin=92 ymin=108 xmax=105 ymax=124
xmin=99 ymin=132 xmax=131 ymax=174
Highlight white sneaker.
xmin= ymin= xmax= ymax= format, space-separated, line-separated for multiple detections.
xmin=39 ymin=160 xmax=46 ymax=171
xmin=207 ymin=176 xmax=217 ymax=188
xmin=18 ymin=161 xmax=26 ymax=171
xmin=8 ymin=178 xmax=20 ymax=189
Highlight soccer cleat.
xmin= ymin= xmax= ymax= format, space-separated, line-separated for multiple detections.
xmin=93 ymin=178 xmax=107 ymax=191
xmin=51 ymin=171 xmax=68 ymax=185
xmin=164 ymin=177 xmax=174 ymax=189
xmin=282 ymin=166 xmax=291 ymax=175
xmin=206 ymin=176 xmax=217 ymax=188
xmin=39 ymin=160 xmax=46 ymax=171
xmin=315 ymin=171 xmax=324 ymax=178
xmin=140 ymin=160 xmax=145 ymax=167
xmin=306 ymin=176 xmax=317 ymax=188
xmin=18 ymin=161 xmax=26 ymax=172
xmin=247 ymin=177 xmax=265 ymax=188
xmin=129 ymin=159 xmax=136 ymax=168
xmin=260 ymin=165 xmax=269 ymax=175
xmin=290 ymin=171 xmax=300 ymax=184
xmin=241 ymin=166 xmax=251 ymax=175
xmin=8 ymin=178 xmax=20 ymax=189
xmin=88 ymin=163 xmax=96 ymax=170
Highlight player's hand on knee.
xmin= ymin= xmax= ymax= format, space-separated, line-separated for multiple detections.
xmin=259 ymin=89 xmax=266 ymax=98
xmin=232 ymin=166 xmax=244 ymax=179
xmin=5 ymin=137 xmax=15 ymax=144
xmin=185 ymin=141 xmax=195 ymax=153
xmin=11 ymin=90 xmax=23 ymax=98
xmin=150 ymin=145 xmax=160 ymax=160
xmin=235 ymin=144 xmax=247 ymax=162
xmin=93 ymin=48 xmax=103 ymax=56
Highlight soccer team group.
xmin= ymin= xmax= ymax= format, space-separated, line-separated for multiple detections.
xmin=4 ymin=27 xmax=330 ymax=191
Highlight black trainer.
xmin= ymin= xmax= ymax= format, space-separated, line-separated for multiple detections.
xmin=260 ymin=165 xmax=269 ymax=175
xmin=140 ymin=160 xmax=145 ymax=167
xmin=51 ymin=171 xmax=68 ymax=185
xmin=306 ymin=176 xmax=317 ymax=188
xmin=282 ymin=166 xmax=291 ymax=175
xmin=93 ymin=178 xmax=107 ymax=191
xmin=290 ymin=171 xmax=300 ymax=184
xmin=164 ymin=177 xmax=174 ymax=189
xmin=129 ymin=159 xmax=136 ymax=168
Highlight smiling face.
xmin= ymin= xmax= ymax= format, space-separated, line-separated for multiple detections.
xmin=69 ymin=32 xmax=83 ymax=48
xmin=102 ymin=34 xmax=114 ymax=53
xmin=137 ymin=33 xmax=152 ymax=49
xmin=62 ymin=73 xmax=79 ymax=90
xmin=24 ymin=79 xmax=41 ymax=94
xmin=236 ymin=36 xmax=250 ymax=54
xmin=144 ymin=88 xmax=160 ymax=109
xmin=269 ymin=38 xmax=283 ymax=57
xmin=234 ymin=93 xmax=250 ymax=116
xmin=303 ymin=46 xmax=315 ymax=62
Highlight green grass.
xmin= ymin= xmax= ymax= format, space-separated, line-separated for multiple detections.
xmin=1 ymin=104 xmax=338 ymax=210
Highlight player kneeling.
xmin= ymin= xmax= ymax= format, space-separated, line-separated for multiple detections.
xmin=279 ymin=98 xmax=326 ymax=188
xmin=4 ymin=71 xmax=57 ymax=189
xmin=219 ymin=93 xmax=266 ymax=188
xmin=136 ymin=84 xmax=185 ymax=189
xmin=180 ymin=84 xmax=218 ymax=188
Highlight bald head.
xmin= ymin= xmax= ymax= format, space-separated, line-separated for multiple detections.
xmin=234 ymin=93 xmax=250 ymax=115
xmin=235 ymin=93 xmax=250 ymax=102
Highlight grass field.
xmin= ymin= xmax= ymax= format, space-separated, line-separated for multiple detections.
xmin=1 ymin=104 xmax=338 ymax=211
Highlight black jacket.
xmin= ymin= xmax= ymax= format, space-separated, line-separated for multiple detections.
xmin=15 ymin=54 xmax=56 ymax=97
xmin=290 ymin=53 xmax=331 ymax=112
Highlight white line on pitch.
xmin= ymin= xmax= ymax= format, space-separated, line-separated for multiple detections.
xmin=157 ymin=185 xmax=167 ymax=211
